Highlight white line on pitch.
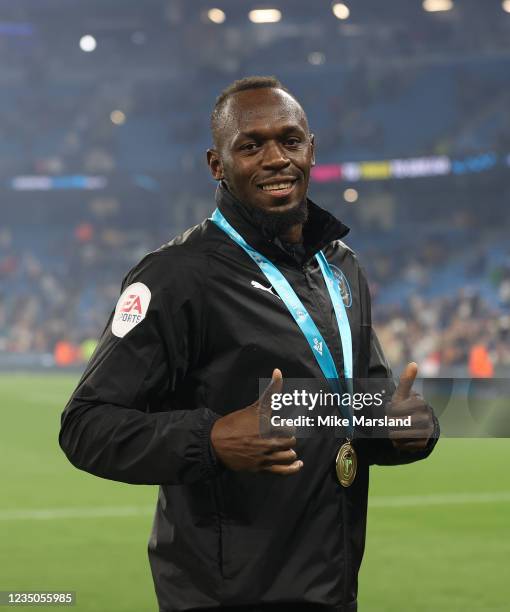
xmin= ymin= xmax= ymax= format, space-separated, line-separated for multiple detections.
xmin=369 ymin=491 xmax=510 ymax=508
xmin=0 ymin=505 xmax=155 ymax=521
xmin=1 ymin=492 xmax=510 ymax=520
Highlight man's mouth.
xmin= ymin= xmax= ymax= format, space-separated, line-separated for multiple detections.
xmin=258 ymin=180 xmax=297 ymax=198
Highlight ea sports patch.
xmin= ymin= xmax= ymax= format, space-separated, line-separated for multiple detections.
xmin=112 ymin=282 xmax=151 ymax=338
xmin=330 ymin=265 xmax=352 ymax=308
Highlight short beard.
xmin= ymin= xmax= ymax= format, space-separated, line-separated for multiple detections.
xmin=249 ymin=199 xmax=308 ymax=240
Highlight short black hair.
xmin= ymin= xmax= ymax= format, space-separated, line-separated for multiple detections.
xmin=210 ymin=75 xmax=300 ymax=149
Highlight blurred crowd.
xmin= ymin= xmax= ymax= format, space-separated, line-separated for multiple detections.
xmin=0 ymin=211 xmax=166 ymax=366
xmin=375 ymin=291 xmax=510 ymax=378
xmin=1 ymin=203 xmax=509 ymax=376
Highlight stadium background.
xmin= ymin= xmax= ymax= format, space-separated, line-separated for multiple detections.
xmin=1 ymin=1 xmax=509 ymax=610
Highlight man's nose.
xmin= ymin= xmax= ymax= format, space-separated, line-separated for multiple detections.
xmin=261 ymin=141 xmax=290 ymax=170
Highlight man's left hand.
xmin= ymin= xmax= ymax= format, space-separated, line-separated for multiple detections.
xmin=387 ymin=362 xmax=435 ymax=451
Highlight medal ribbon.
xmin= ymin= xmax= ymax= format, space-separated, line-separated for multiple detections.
xmin=211 ymin=208 xmax=353 ymax=434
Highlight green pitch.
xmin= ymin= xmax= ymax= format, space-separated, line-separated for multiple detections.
xmin=1 ymin=374 xmax=509 ymax=611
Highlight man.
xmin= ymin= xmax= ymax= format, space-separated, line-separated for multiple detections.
xmin=59 ymin=76 xmax=438 ymax=612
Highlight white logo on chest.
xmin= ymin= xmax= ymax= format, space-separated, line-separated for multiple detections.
xmin=250 ymin=280 xmax=281 ymax=300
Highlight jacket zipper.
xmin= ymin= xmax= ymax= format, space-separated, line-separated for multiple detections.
xmin=341 ymin=489 xmax=350 ymax=605
xmin=211 ymin=476 xmax=227 ymax=579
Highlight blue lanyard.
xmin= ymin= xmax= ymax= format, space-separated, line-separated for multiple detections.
xmin=211 ymin=208 xmax=353 ymax=433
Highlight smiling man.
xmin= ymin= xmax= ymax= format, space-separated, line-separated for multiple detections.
xmin=207 ymin=82 xmax=312 ymax=244
xmin=59 ymin=76 xmax=439 ymax=612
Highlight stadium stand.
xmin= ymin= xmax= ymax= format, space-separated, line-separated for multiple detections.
xmin=1 ymin=0 xmax=509 ymax=376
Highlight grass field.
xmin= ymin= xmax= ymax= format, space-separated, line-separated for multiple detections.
xmin=1 ymin=374 xmax=509 ymax=611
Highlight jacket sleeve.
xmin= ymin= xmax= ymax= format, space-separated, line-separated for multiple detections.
xmin=58 ymin=252 xmax=221 ymax=485
xmin=356 ymin=264 xmax=440 ymax=466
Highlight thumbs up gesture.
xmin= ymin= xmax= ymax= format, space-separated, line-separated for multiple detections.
xmin=387 ymin=362 xmax=435 ymax=451
xmin=210 ymin=369 xmax=303 ymax=474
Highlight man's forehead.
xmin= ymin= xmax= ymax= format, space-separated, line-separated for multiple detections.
xmin=227 ymin=89 xmax=306 ymax=130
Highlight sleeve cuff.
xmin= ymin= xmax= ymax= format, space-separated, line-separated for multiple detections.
xmin=198 ymin=409 xmax=223 ymax=480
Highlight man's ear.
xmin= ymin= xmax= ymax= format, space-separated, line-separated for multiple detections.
xmin=310 ymin=133 xmax=316 ymax=167
xmin=207 ymin=148 xmax=224 ymax=180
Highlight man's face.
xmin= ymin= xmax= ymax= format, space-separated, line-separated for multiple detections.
xmin=207 ymin=88 xmax=315 ymax=219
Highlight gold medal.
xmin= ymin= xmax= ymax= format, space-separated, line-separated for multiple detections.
xmin=335 ymin=441 xmax=357 ymax=487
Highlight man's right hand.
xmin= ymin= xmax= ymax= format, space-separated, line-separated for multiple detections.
xmin=210 ymin=368 xmax=303 ymax=475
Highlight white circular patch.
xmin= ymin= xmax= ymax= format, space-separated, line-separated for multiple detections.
xmin=112 ymin=282 xmax=152 ymax=338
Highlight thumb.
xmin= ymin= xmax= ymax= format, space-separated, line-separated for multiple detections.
xmin=258 ymin=368 xmax=283 ymax=416
xmin=393 ymin=362 xmax=418 ymax=402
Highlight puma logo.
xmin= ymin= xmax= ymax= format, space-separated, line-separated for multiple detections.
xmin=250 ymin=280 xmax=281 ymax=300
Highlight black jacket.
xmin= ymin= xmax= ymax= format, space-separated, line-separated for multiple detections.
xmin=59 ymin=183 xmax=438 ymax=612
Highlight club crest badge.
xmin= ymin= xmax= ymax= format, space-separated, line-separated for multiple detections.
xmin=330 ymin=265 xmax=352 ymax=308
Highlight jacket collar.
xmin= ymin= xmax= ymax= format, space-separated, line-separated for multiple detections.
xmin=214 ymin=181 xmax=349 ymax=266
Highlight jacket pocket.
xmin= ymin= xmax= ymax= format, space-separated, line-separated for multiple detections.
xmin=214 ymin=472 xmax=276 ymax=581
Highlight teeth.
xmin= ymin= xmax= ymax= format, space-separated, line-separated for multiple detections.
xmin=262 ymin=182 xmax=293 ymax=191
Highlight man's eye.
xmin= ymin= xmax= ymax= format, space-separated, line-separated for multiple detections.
xmin=241 ymin=143 xmax=258 ymax=151
xmin=285 ymin=138 xmax=301 ymax=146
